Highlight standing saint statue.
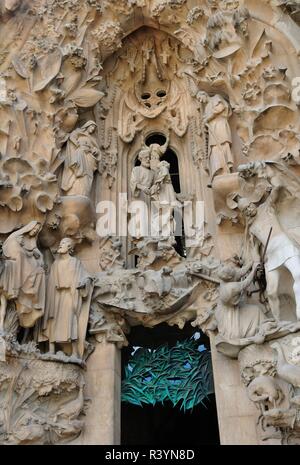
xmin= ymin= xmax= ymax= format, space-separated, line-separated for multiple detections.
xmin=61 ymin=121 xmax=101 ymax=197
xmin=130 ymin=148 xmax=154 ymax=238
xmin=0 ymin=221 xmax=45 ymax=328
xmin=130 ymin=148 xmax=154 ymax=201
xmin=42 ymin=238 xmax=94 ymax=358
xmin=204 ymin=94 xmax=234 ymax=183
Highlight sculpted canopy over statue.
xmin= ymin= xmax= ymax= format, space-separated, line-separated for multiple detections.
xmin=204 ymin=94 xmax=234 ymax=183
xmin=0 ymin=221 xmax=45 ymax=328
xmin=61 ymin=121 xmax=101 ymax=197
xmin=42 ymin=238 xmax=94 ymax=359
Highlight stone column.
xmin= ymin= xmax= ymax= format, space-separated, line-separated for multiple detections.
xmin=210 ymin=333 xmax=260 ymax=445
xmin=208 ymin=173 xmax=260 ymax=444
xmin=74 ymin=341 xmax=121 ymax=445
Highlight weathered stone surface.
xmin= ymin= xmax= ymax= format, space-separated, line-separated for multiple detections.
xmin=0 ymin=0 xmax=300 ymax=445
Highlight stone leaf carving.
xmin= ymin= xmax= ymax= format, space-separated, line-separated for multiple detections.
xmin=0 ymin=355 xmax=86 ymax=445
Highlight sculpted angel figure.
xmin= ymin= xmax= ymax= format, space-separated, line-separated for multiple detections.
xmin=61 ymin=121 xmax=101 ymax=197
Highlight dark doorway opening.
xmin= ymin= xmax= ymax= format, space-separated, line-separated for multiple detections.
xmin=122 ymin=396 xmax=219 ymax=445
xmin=121 ymin=323 xmax=220 ymax=445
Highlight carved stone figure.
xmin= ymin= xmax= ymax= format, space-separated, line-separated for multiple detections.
xmin=130 ymin=148 xmax=154 ymax=237
xmin=150 ymin=160 xmax=178 ymax=206
xmin=204 ymin=94 xmax=234 ymax=183
xmin=0 ymin=221 xmax=45 ymax=328
xmin=61 ymin=121 xmax=101 ymax=197
xmin=42 ymin=238 xmax=94 ymax=359
xmin=130 ymin=148 xmax=154 ymax=200
xmin=150 ymin=160 xmax=181 ymax=237
xmin=215 ymin=261 xmax=269 ymax=356
xmin=149 ymin=137 xmax=169 ymax=171
xmin=238 ymin=186 xmax=300 ymax=321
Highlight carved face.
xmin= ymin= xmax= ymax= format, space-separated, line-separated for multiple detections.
xmin=139 ymin=152 xmax=151 ymax=168
xmin=87 ymin=124 xmax=96 ymax=134
xmin=57 ymin=238 xmax=73 ymax=254
xmin=150 ymin=146 xmax=161 ymax=170
xmin=28 ymin=223 xmax=42 ymax=237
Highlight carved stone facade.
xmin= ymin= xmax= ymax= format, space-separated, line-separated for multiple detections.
xmin=0 ymin=0 xmax=300 ymax=445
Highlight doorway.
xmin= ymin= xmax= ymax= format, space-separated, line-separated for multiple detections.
xmin=121 ymin=323 xmax=220 ymax=445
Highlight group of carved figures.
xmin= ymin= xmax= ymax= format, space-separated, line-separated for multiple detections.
xmin=215 ymin=161 xmax=300 ymax=350
xmin=0 ymin=223 xmax=93 ymax=360
xmin=130 ymin=137 xmax=181 ymax=237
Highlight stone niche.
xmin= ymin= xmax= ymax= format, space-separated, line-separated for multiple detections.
xmin=0 ymin=0 xmax=300 ymax=445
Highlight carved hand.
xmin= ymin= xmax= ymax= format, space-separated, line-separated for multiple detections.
xmin=138 ymin=185 xmax=150 ymax=195
xmin=150 ymin=184 xmax=160 ymax=195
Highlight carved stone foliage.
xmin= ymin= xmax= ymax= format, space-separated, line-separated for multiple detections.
xmin=0 ymin=355 xmax=86 ymax=445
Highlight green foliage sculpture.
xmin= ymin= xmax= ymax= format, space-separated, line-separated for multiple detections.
xmin=122 ymin=338 xmax=214 ymax=411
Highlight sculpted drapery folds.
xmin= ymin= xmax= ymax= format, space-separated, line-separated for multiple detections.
xmin=130 ymin=148 xmax=154 ymax=237
xmin=0 ymin=221 xmax=45 ymax=328
xmin=61 ymin=121 xmax=101 ymax=197
xmin=215 ymin=261 xmax=269 ymax=356
xmin=204 ymin=94 xmax=234 ymax=183
xmin=130 ymin=148 xmax=154 ymax=200
xmin=130 ymin=139 xmax=180 ymax=238
xmin=238 ymin=181 xmax=300 ymax=322
xmin=42 ymin=238 xmax=94 ymax=359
